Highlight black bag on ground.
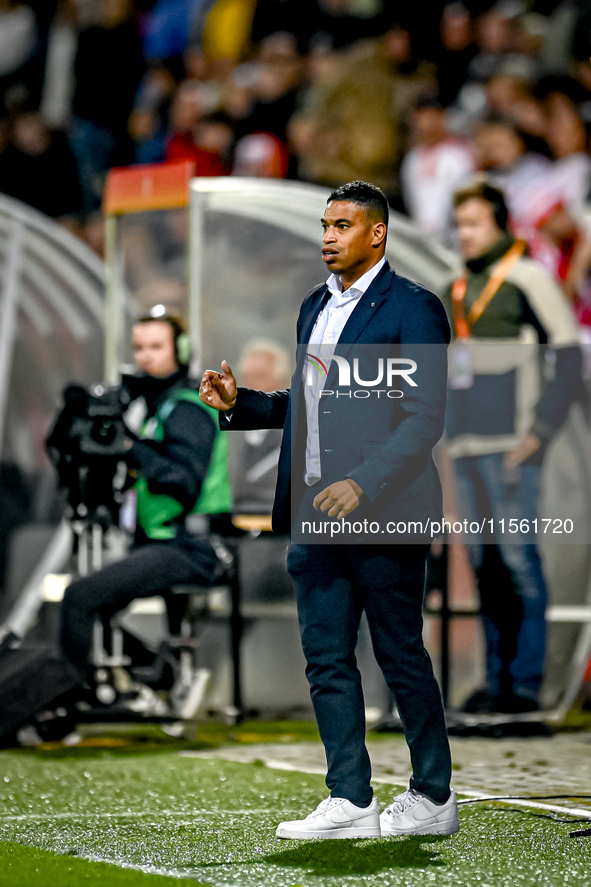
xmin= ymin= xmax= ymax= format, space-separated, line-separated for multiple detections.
xmin=0 ymin=633 xmax=81 ymax=742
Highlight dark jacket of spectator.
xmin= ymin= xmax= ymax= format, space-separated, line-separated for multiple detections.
xmin=0 ymin=112 xmax=82 ymax=217
xmin=72 ymin=17 xmax=144 ymax=137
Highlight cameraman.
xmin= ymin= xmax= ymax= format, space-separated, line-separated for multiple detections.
xmin=59 ymin=313 xmax=231 ymax=682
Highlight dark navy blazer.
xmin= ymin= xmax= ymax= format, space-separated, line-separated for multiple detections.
xmin=221 ymin=262 xmax=450 ymax=538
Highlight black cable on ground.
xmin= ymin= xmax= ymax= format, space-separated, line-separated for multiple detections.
xmin=455 ymin=794 xmax=591 ymax=837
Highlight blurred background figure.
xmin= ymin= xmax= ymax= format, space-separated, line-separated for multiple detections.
xmin=472 ymin=115 xmax=554 ymax=265
xmin=163 ymin=79 xmax=230 ymax=173
xmin=473 ymin=91 xmax=591 ymax=294
xmin=540 ymin=78 xmax=591 ymax=220
xmin=229 ymin=339 xmax=290 ymax=515
xmin=401 ymin=96 xmax=475 ymax=247
xmin=436 ymin=2 xmax=476 ymax=109
xmin=228 ymin=339 xmax=294 ymax=607
xmin=69 ymin=0 xmax=144 ymax=210
xmin=443 ymin=180 xmax=582 ymax=715
xmin=232 ymin=130 xmax=287 ymax=177
xmin=40 ymin=0 xmax=79 ymax=131
xmin=128 ymin=62 xmax=178 ymax=164
xmin=0 ymin=0 xmax=588 ymax=256
xmin=467 ymin=5 xmax=514 ymax=84
xmin=225 ymin=30 xmax=301 ymax=161
xmin=290 ymin=14 xmax=435 ymax=202
xmin=250 ymin=0 xmax=317 ymax=56
xmin=448 ymin=3 xmax=514 ymax=129
xmin=0 ymin=110 xmax=82 ymax=220
xmin=141 ymin=0 xmax=209 ymax=75
xmin=0 ymin=0 xmax=39 ymax=113
xmin=187 ymin=0 xmax=258 ymax=81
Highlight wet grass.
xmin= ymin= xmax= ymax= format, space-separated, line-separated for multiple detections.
xmin=0 ymin=840 xmax=205 ymax=886
xmin=0 ymin=727 xmax=590 ymax=886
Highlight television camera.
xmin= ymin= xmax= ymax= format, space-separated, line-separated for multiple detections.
xmin=46 ymin=383 xmax=131 ymax=527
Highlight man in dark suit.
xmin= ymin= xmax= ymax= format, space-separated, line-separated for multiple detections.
xmin=200 ymin=181 xmax=458 ymax=838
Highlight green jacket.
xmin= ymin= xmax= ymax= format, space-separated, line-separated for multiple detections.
xmin=135 ymin=388 xmax=231 ymax=541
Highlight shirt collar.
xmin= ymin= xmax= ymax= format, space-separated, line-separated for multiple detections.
xmin=326 ymin=256 xmax=386 ymax=302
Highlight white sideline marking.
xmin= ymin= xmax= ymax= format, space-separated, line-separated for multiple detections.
xmin=180 ymin=751 xmax=591 ymax=821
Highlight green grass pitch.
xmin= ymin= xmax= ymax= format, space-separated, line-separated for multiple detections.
xmin=0 ymin=725 xmax=590 ymax=887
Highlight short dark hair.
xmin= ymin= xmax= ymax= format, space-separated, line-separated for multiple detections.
xmin=328 ymin=181 xmax=389 ymax=226
xmin=135 ymin=313 xmax=186 ymax=347
xmin=453 ymin=179 xmax=509 ymax=231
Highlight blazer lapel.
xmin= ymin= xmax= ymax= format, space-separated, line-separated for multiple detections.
xmin=299 ymin=283 xmax=329 ymax=346
xmin=324 ymin=263 xmax=393 ymax=390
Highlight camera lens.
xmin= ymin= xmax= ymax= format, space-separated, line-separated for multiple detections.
xmin=92 ymin=419 xmax=116 ymax=446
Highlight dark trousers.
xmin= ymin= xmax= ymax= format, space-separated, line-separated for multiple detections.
xmin=454 ymin=454 xmax=547 ymax=700
xmin=287 ymin=538 xmax=452 ymax=806
xmin=60 ymin=537 xmax=217 ymax=678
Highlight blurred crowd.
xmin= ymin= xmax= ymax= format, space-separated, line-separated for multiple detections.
xmin=1 ymin=0 xmax=591 ymax=317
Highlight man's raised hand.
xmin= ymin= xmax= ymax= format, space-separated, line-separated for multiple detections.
xmin=199 ymin=360 xmax=238 ymax=411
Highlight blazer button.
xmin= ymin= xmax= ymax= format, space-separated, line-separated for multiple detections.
xmin=371 ymin=302 xmax=375 ymax=307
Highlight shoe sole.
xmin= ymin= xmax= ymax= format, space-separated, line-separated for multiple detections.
xmin=276 ymin=826 xmax=382 ymax=840
xmin=381 ymin=819 xmax=460 ymax=837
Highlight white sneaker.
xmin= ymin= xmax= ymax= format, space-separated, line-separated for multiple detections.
xmin=380 ymin=788 xmax=459 ymax=836
xmin=276 ymin=796 xmax=381 ymax=840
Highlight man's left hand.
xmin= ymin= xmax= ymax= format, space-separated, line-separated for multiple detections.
xmin=505 ymin=432 xmax=541 ymax=468
xmin=313 ymin=479 xmax=363 ymax=519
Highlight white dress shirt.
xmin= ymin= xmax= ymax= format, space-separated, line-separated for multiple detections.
xmin=303 ymin=257 xmax=386 ymax=484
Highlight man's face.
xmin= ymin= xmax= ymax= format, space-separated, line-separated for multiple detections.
xmin=132 ymin=321 xmax=178 ymax=378
xmin=412 ymin=107 xmax=446 ymax=148
xmin=441 ymin=7 xmax=470 ymax=50
xmin=239 ymin=351 xmax=280 ymax=391
xmin=474 ymin=123 xmax=523 ymax=170
xmin=13 ymin=114 xmax=49 ymax=157
xmin=455 ymin=198 xmax=504 ymax=260
xmin=321 ymin=201 xmax=384 ymax=282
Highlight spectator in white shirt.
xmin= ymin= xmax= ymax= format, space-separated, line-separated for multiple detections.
xmin=543 ymin=89 xmax=591 ymax=222
xmin=472 ymin=115 xmax=556 ymax=270
xmin=401 ymin=97 xmax=475 ymax=247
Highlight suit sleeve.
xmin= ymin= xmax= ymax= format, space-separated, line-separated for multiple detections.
xmin=347 ymin=291 xmax=450 ymax=502
xmin=219 ymin=387 xmax=290 ymax=431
